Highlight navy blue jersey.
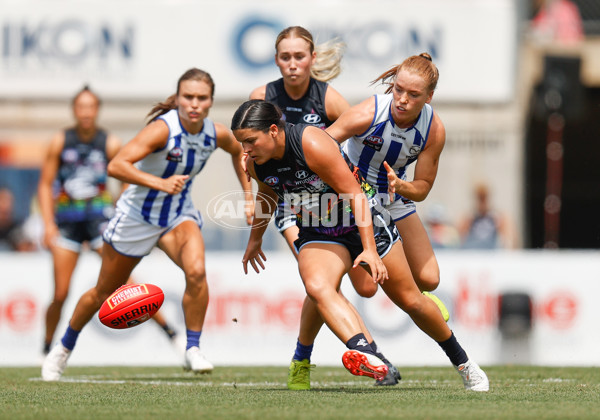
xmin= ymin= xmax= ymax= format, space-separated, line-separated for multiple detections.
xmin=254 ymin=123 xmax=378 ymax=236
xmin=54 ymin=128 xmax=112 ymax=222
xmin=265 ymin=77 xmax=332 ymax=128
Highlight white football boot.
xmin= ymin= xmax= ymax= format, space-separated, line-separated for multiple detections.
xmin=454 ymin=359 xmax=490 ymax=391
xmin=42 ymin=343 xmax=71 ymax=381
xmin=184 ymin=347 xmax=214 ymax=374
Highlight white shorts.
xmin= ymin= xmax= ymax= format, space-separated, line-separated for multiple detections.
xmin=102 ymin=207 xmax=203 ymax=257
xmin=386 ymin=197 xmax=416 ymax=221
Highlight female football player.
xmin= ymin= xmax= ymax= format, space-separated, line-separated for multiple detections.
xmin=42 ymin=68 xmax=253 ymax=381
xmin=249 ymin=26 xmax=402 ymax=388
xmin=233 ymin=99 xmax=489 ymax=392
xmin=38 ymin=85 xmax=180 ymax=357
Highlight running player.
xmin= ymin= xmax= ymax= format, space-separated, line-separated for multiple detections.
xmin=250 ymin=26 xmax=399 ymax=388
xmin=38 ymin=86 xmax=179 ymax=356
xmin=233 ymin=99 xmax=489 ymax=392
xmin=41 ymin=69 xmax=253 ymax=381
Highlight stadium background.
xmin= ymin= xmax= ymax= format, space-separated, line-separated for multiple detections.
xmin=0 ymin=0 xmax=599 ymax=367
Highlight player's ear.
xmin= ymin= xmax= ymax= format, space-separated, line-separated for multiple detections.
xmin=269 ymin=124 xmax=279 ymax=139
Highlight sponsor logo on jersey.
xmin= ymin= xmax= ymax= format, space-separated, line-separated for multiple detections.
xmin=362 ymin=135 xmax=384 ymax=151
xmin=303 ymin=114 xmax=322 ymax=124
xmin=390 ymin=132 xmax=406 ymax=140
xmin=166 ymin=146 xmax=184 ymax=162
xmin=264 ymin=176 xmax=279 ymax=186
xmin=295 ymin=170 xmax=309 ymax=180
xmin=277 ymin=167 xmax=291 ymax=172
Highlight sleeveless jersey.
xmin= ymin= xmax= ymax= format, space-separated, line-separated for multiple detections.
xmin=343 ymin=94 xmax=434 ymax=205
xmin=116 ymin=109 xmax=217 ymax=227
xmin=265 ymin=77 xmax=332 ymax=128
xmin=54 ymin=128 xmax=113 ymax=223
xmin=254 ymin=123 xmax=377 ymax=236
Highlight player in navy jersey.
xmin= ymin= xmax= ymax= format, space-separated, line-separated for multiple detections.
xmin=232 ymin=100 xmax=488 ymax=392
xmin=42 ymin=69 xmax=253 ymax=381
xmin=249 ymin=26 xmax=350 ymax=254
xmin=38 ymin=86 xmax=180 ymax=357
xmin=250 ymin=26 xmax=402 ymax=388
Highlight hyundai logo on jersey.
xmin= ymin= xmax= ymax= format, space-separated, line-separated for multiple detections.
xmin=303 ymin=114 xmax=322 ymax=124
xmin=295 ymin=170 xmax=309 ymax=180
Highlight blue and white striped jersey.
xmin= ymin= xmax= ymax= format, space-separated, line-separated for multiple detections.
xmin=116 ymin=109 xmax=217 ymax=227
xmin=342 ymin=94 xmax=434 ymax=205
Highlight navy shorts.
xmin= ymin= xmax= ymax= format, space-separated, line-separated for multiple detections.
xmin=56 ymin=219 xmax=108 ymax=252
xmin=293 ymin=206 xmax=400 ymax=262
xmin=273 ymin=201 xmax=297 ymax=233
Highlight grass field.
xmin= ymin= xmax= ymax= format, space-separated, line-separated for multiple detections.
xmin=1 ymin=365 xmax=599 ymax=420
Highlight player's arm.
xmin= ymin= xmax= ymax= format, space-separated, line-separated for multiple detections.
xmin=215 ymin=123 xmax=254 ymax=225
xmin=385 ymin=112 xmax=446 ymax=202
xmin=302 ymin=126 xmax=388 ymax=283
xmin=242 ymin=161 xmax=278 ymax=274
xmin=324 ymin=85 xmax=350 ymax=122
xmin=249 ymin=85 xmax=267 ymax=100
xmin=37 ymin=132 xmax=65 ymax=248
xmin=107 ymin=120 xmax=188 ymax=195
xmin=325 ymin=96 xmax=375 ymax=143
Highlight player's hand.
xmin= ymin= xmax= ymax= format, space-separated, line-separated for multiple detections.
xmin=242 ymin=238 xmax=267 ymax=274
xmin=162 ymin=175 xmax=190 ymax=195
xmin=383 ymin=161 xmax=400 ymax=203
xmin=242 ymin=153 xmax=251 ymax=182
xmin=353 ymin=249 xmax=388 ymax=284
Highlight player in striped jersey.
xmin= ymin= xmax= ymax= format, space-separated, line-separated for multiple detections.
xmin=42 ymin=68 xmax=253 ymax=381
xmin=39 ymin=86 xmax=180 ymax=357
xmin=326 ymin=54 xmax=447 ymax=309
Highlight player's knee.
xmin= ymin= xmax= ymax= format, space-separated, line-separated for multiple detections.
xmin=353 ymin=282 xmax=378 ymax=298
xmin=185 ymin=262 xmax=207 ymax=287
xmin=303 ymin=278 xmax=329 ymax=302
xmin=415 ymin=268 xmax=440 ymax=292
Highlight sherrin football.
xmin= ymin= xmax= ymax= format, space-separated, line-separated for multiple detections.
xmin=98 ymin=283 xmax=164 ymax=329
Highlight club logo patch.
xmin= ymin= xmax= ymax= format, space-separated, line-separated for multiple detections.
xmin=264 ymin=176 xmax=279 ymax=186
xmin=363 ymin=135 xmax=384 ymax=151
xmin=167 ymin=146 xmax=183 ymax=162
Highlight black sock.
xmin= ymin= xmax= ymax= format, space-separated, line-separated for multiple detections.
xmin=346 ymin=333 xmax=376 ymax=356
xmin=161 ymin=324 xmax=177 ymax=339
xmin=370 ymin=340 xmax=391 ymax=365
xmin=43 ymin=341 xmax=51 ymax=355
xmin=438 ymin=332 xmax=468 ymax=366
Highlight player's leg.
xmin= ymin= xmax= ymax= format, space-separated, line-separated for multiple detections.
xmin=380 ymin=241 xmax=488 ymax=391
xmin=42 ymin=243 xmax=141 ymax=381
xmin=395 ymin=212 xmax=449 ymax=321
xmin=44 ymin=244 xmax=79 ymax=354
xmin=297 ymin=242 xmax=387 ymax=381
xmin=158 ymin=220 xmax=212 ymax=373
xmin=395 ymin=213 xmax=440 ymax=291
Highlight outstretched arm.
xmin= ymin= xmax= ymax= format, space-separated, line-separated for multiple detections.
xmin=242 ymin=162 xmax=278 ymax=274
xmin=325 ymin=96 xmax=375 ymax=143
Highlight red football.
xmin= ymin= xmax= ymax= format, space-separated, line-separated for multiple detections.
xmin=98 ymin=283 xmax=164 ymax=329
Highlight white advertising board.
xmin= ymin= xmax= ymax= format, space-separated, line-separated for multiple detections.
xmin=0 ymin=0 xmax=517 ymax=103
xmin=0 ymin=250 xmax=598 ymax=368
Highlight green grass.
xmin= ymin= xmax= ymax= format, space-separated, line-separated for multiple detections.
xmin=1 ymin=366 xmax=599 ymax=420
